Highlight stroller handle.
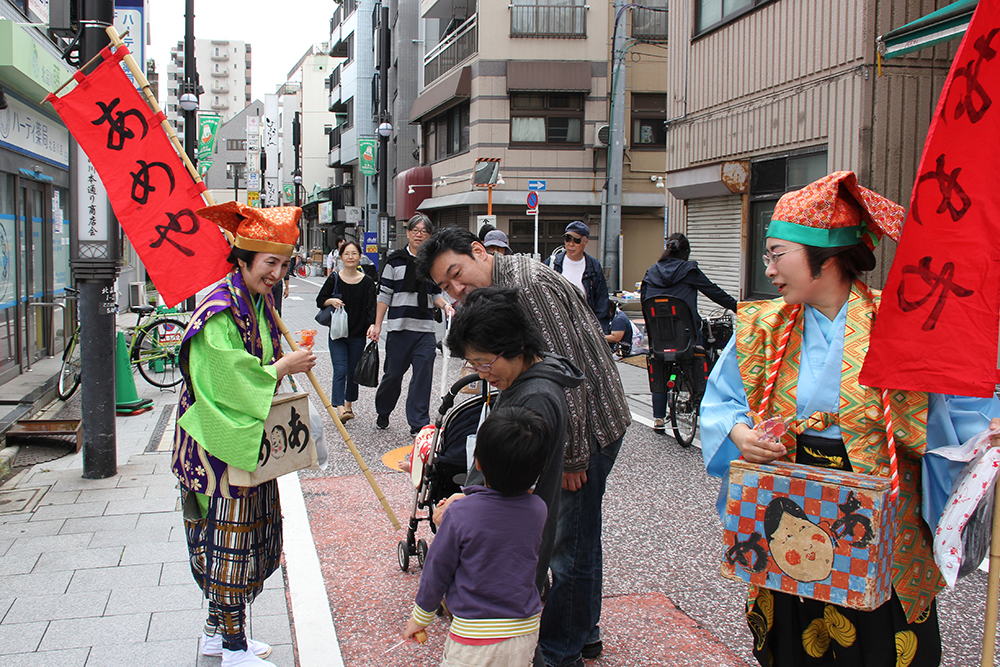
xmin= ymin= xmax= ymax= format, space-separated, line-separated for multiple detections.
xmin=439 ymin=373 xmax=484 ymax=415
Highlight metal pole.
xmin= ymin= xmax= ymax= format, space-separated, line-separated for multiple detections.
xmin=603 ymin=0 xmax=629 ymax=293
xmin=377 ymin=4 xmax=390 ymax=256
xmin=182 ymin=0 xmax=198 ymax=311
xmin=78 ymin=0 xmax=118 ymax=479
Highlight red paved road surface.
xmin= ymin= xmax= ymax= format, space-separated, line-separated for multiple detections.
xmin=301 ymin=472 xmax=748 ymax=666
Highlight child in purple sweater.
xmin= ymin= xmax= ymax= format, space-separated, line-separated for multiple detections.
xmin=403 ymin=405 xmax=550 ymax=666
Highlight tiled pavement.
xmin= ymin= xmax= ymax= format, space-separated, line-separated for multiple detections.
xmin=0 ymin=306 xmax=295 ymax=667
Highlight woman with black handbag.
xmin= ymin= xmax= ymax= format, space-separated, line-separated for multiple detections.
xmin=317 ymin=241 xmax=377 ymax=423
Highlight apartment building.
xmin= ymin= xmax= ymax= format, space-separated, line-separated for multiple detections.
xmin=660 ymin=0 xmax=959 ymax=307
xmin=165 ymin=39 xmax=252 ymax=138
xmin=399 ymin=0 xmax=669 ymax=287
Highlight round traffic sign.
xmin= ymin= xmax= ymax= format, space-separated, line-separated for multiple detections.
xmin=527 ymin=192 xmax=538 ymax=208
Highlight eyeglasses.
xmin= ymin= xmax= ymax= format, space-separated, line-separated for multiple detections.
xmin=564 ymin=234 xmax=585 ymax=244
xmin=409 ymin=227 xmax=430 ymax=236
xmin=462 ymin=352 xmax=503 ymax=374
xmin=761 ymin=247 xmax=803 ymax=267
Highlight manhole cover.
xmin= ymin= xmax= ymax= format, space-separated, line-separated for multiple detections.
xmin=13 ymin=441 xmax=75 ymax=466
xmin=0 ymin=487 xmax=46 ymax=514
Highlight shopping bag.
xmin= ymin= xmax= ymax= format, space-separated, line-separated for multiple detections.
xmin=328 ymin=307 xmax=349 ymax=340
xmin=354 ymin=341 xmax=380 ymax=387
xmin=315 ymin=305 xmax=334 ymax=327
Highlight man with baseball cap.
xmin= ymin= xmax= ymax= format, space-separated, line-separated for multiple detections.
xmin=546 ymin=221 xmax=611 ymax=333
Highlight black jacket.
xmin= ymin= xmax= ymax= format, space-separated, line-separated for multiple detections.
xmin=547 ymin=252 xmax=611 ymax=334
xmin=641 ymin=257 xmax=737 ymax=341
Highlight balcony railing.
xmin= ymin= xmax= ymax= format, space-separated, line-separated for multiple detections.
xmin=632 ymin=5 xmax=667 ymax=40
xmin=510 ymin=3 xmax=587 ymax=38
xmin=424 ymin=14 xmax=478 ymax=86
xmin=211 ymin=84 xmax=229 ymax=94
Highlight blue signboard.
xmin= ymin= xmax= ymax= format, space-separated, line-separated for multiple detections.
xmin=363 ymin=231 xmax=379 ymax=270
xmin=528 ymin=180 xmax=546 ymax=191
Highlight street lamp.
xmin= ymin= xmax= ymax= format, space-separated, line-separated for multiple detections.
xmin=179 ymin=90 xmax=199 ymax=112
xmin=292 ymin=169 xmax=303 ymax=207
xmin=378 ymin=121 xmax=393 ymax=138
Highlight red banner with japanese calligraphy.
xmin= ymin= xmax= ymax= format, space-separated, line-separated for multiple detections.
xmin=46 ymin=46 xmax=231 ymax=307
xmin=861 ymin=3 xmax=1000 ymax=398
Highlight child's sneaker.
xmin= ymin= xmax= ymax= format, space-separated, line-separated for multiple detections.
xmin=201 ymin=633 xmax=272 ymax=658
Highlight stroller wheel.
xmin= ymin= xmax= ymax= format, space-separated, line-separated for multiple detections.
xmin=416 ymin=539 xmax=429 ymax=567
xmin=397 ymin=540 xmax=410 ymax=572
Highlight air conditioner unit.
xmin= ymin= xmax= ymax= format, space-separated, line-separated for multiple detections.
xmin=129 ymin=282 xmax=147 ymax=309
xmin=595 ymin=124 xmax=611 ymax=147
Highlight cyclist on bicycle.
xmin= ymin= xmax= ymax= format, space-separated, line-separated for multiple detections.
xmin=641 ymin=233 xmax=737 ymax=432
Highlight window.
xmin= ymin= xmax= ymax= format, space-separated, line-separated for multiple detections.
xmin=631 ymin=93 xmax=666 ymax=148
xmin=747 ymin=150 xmax=828 ymax=299
xmin=510 ymin=93 xmax=583 ymax=146
xmin=696 ymin=0 xmax=774 ymax=35
xmin=344 ymin=98 xmax=354 ymax=129
xmin=226 ymin=139 xmax=247 ymax=151
xmin=345 ymin=34 xmax=354 ymax=64
xmin=422 ymin=102 xmax=471 ymax=163
xmin=632 ymin=0 xmax=667 ymax=40
xmin=226 ymin=163 xmax=247 ymax=181
xmin=511 ymin=0 xmax=586 ymax=38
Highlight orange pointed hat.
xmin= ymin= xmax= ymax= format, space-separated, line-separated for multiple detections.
xmin=767 ymin=171 xmax=904 ymax=250
xmin=197 ymin=201 xmax=301 ymax=255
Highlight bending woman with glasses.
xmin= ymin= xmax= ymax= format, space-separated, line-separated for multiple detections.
xmin=441 ymin=286 xmax=584 ymax=592
xmin=641 ymin=232 xmax=737 ymax=432
xmin=700 ymin=172 xmax=1000 ymax=667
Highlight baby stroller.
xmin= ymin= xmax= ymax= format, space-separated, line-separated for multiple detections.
xmin=397 ymin=373 xmax=496 ymax=572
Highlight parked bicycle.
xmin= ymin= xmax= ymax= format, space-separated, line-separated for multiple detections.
xmin=58 ymin=290 xmax=190 ymax=400
xmin=643 ymin=295 xmax=733 ymax=447
xmin=127 ymin=303 xmax=188 ymax=389
xmin=57 ymin=287 xmax=81 ymax=400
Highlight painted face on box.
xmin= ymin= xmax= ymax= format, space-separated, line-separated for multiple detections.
xmin=765 ymin=497 xmax=834 ymax=582
xmin=269 ymin=426 xmax=288 ymax=460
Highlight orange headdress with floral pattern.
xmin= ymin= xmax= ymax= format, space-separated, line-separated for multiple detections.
xmin=767 ymin=171 xmax=904 ymax=250
xmin=197 ymin=201 xmax=301 ymax=255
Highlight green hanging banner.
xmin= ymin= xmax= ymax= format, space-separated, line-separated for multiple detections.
xmin=197 ymin=113 xmax=222 ymax=174
xmin=359 ymin=136 xmax=377 ymax=176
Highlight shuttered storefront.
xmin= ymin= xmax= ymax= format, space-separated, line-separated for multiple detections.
xmin=685 ymin=195 xmax=743 ymax=314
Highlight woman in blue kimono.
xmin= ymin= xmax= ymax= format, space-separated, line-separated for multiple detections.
xmin=701 ymin=172 xmax=1000 ymax=667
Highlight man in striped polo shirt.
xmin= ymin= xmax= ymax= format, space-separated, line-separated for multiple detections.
xmin=368 ymin=214 xmax=454 ymax=435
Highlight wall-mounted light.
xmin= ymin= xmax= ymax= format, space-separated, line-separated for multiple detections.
xmin=651 ymin=175 xmax=665 ymax=188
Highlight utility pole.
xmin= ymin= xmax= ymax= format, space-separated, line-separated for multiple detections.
xmin=182 ymin=0 xmax=199 ymax=311
xmin=604 ymin=0 xmax=629 ymax=293
xmin=76 ymin=0 xmax=119 ymax=479
xmin=377 ymin=3 xmax=391 ymax=257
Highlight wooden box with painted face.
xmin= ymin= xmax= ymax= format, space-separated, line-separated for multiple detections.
xmin=720 ymin=459 xmax=896 ymax=611
xmin=228 ymin=392 xmax=319 ymax=487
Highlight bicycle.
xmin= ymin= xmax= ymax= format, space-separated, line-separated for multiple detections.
xmin=127 ymin=303 xmax=189 ymax=389
xmin=644 ymin=296 xmax=733 ymax=447
xmin=57 ymin=287 xmax=81 ymax=400
xmin=58 ymin=292 xmax=190 ymax=400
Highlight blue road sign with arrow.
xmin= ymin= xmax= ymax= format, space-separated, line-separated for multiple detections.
xmin=528 ymin=180 xmax=546 ymax=191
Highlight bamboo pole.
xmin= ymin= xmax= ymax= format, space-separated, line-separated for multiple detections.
xmin=982 ymin=477 xmax=1000 ymax=666
xmin=103 ymin=27 xmax=400 ymax=530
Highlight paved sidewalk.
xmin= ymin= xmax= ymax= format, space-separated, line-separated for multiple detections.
xmin=0 ymin=324 xmax=297 ymax=666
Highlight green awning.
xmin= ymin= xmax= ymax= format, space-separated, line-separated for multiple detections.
xmin=877 ymin=0 xmax=978 ymax=60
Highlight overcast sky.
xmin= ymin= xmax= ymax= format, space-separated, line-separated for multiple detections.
xmin=145 ymin=0 xmax=336 ymax=101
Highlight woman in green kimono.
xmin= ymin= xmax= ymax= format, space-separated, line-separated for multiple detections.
xmin=171 ymin=202 xmax=316 ymax=667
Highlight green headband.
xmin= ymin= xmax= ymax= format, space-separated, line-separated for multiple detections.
xmin=765 ymin=219 xmax=870 ymax=248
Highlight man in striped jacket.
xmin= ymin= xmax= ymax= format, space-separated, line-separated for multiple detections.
xmin=368 ymin=214 xmax=454 ymax=435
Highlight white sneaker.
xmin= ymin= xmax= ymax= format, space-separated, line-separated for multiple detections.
xmin=221 ymin=648 xmax=278 ymax=667
xmin=201 ymin=632 xmax=273 ymax=659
